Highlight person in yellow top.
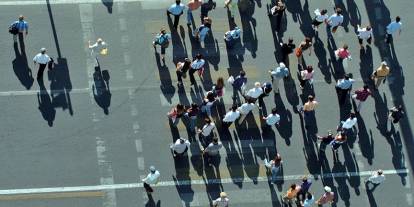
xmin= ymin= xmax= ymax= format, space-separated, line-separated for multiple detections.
xmin=282 ymin=183 xmax=301 ymax=205
xmin=371 ymin=61 xmax=390 ymax=89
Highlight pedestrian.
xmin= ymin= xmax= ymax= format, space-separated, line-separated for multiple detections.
xmin=176 ymin=58 xmax=191 ymax=86
xmin=282 ymin=183 xmax=301 ymax=205
xmin=295 ymin=37 xmax=312 ymax=67
xmin=194 ymin=17 xmax=212 ymax=44
xmin=10 ymin=15 xmax=29 ymax=51
xmin=230 ymin=70 xmax=248 ymax=100
xmin=212 ymin=77 xmax=225 ymax=98
xmin=316 ymin=186 xmax=335 ymax=206
xmin=224 ymin=0 xmax=238 ymax=18
xmin=330 ymin=131 xmax=347 ymax=154
xmin=371 ymin=61 xmax=390 ymax=89
xmin=264 ymin=153 xmax=282 ymax=183
xmin=167 ymin=0 xmax=185 ymax=29
xmin=213 ymin=192 xmax=229 ymax=207
xmin=186 ymin=0 xmax=202 ymax=26
xmin=170 ymin=137 xmax=191 ymax=157
xmin=263 ymin=108 xmax=281 ymax=127
xmin=198 ymin=117 xmax=216 ymax=148
xmin=269 ymin=0 xmax=286 ymax=31
xmin=269 ymin=62 xmax=289 ymax=94
xmin=237 ymin=99 xmax=256 ymax=124
xmin=222 ymin=105 xmax=240 ymax=128
xmin=299 ymin=65 xmax=314 ymax=89
xmin=335 ymin=44 xmax=352 ymax=61
xmin=338 ymin=112 xmax=357 ymax=134
xmin=152 ymin=29 xmax=171 ymax=61
xmin=312 ymin=9 xmax=328 ymax=31
xmin=203 ymin=136 xmax=223 ymax=166
xmin=335 ymin=74 xmax=355 ymax=105
xmin=257 ymin=81 xmax=272 ymax=109
xmin=352 ymin=85 xmax=371 ymax=112
xmin=244 ymin=82 xmax=263 ymax=103
xmin=365 ymin=169 xmax=386 ymax=191
xmin=189 ymin=54 xmax=206 ymax=86
xmin=385 ymin=16 xmax=402 ymax=44
xmin=301 ymin=192 xmax=315 ymax=207
xmin=88 ymin=38 xmax=108 ymax=65
xmin=141 ymin=166 xmax=160 ymax=194
xmin=317 ymin=131 xmax=335 ymax=150
xmin=297 ymin=176 xmax=312 ymax=203
xmin=33 ymin=48 xmax=51 ymax=81
xmin=301 ymin=95 xmax=318 ymax=129
xmin=167 ymin=103 xmax=186 ymax=126
xmin=185 ymin=103 xmax=200 ymax=133
xmin=389 ymin=105 xmax=404 ymax=124
xmin=224 ymin=26 xmax=241 ymax=48
xmin=280 ymin=38 xmax=296 ymax=65
xmin=200 ymin=0 xmax=216 ymax=22
xmin=201 ymin=91 xmax=217 ymax=118
xmin=357 ymin=24 xmax=373 ymax=48
xmin=327 ymin=7 xmax=344 ymax=36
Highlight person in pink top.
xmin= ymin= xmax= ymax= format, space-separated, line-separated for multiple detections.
xmin=317 ymin=186 xmax=335 ymax=205
xmin=299 ymin=65 xmax=314 ymax=89
xmin=187 ymin=0 xmax=202 ymax=26
xmin=335 ymin=44 xmax=351 ymax=60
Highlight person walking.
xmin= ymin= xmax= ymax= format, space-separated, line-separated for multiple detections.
xmin=257 ymin=81 xmax=272 ymax=109
xmin=295 ymin=37 xmax=312 ymax=67
xmin=317 ymin=131 xmax=335 ymax=151
xmin=269 ymin=0 xmax=286 ymax=31
xmin=282 ymin=183 xmax=301 ymax=205
xmin=141 ymin=166 xmax=160 ymax=194
xmin=224 ymin=26 xmax=241 ymax=48
xmin=371 ymin=61 xmax=390 ymax=90
xmin=335 ymin=44 xmax=352 ymax=61
xmin=330 ymin=131 xmax=347 ymax=155
xmin=301 ymin=192 xmax=315 ymax=207
xmin=389 ymin=105 xmax=404 ymax=124
xmin=189 ymin=54 xmax=206 ymax=86
xmin=335 ymin=74 xmax=355 ymax=105
xmin=339 ymin=112 xmax=357 ymax=133
xmin=327 ymin=7 xmax=344 ymax=36
xmin=263 ymin=108 xmax=281 ymax=128
xmin=269 ymin=62 xmax=289 ymax=94
xmin=176 ymin=58 xmax=191 ymax=86
xmin=316 ymin=186 xmax=335 ymax=206
xmin=167 ymin=103 xmax=186 ymax=126
xmin=352 ymin=85 xmax=371 ymax=112
xmin=222 ymin=105 xmax=240 ymax=128
xmin=230 ymin=70 xmax=247 ymax=100
xmin=212 ymin=77 xmax=225 ymax=98
xmin=10 ymin=15 xmax=29 ymax=50
xmin=33 ymin=48 xmax=51 ymax=81
xmin=385 ymin=16 xmax=402 ymax=44
xmin=194 ymin=17 xmax=212 ymax=44
xmin=185 ymin=103 xmax=200 ymax=133
xmin=88 ymin=38 xmax=108 ymax=66
xmin=298 ymin=176 xmax=312 ymax=203
xmin=153 ymin=29 xmax=171 ymax=61
xmin=200 ymin=0 xmax=216 ymax=22
xmin=312 ymin=9 xmax=328 ymax=31
xmin=244 ymin=82 xmax=263 ymax=103
xmin=186 ymin=0 xmax=202 ymax=26
xmin=170 ymin=137 xmax=191 ymax=157
xmin=203 ymin=136 xmax=223 ymax=166
xmin=357 ymin=24 xmax=373 ymax=48
xmin=167 ymin=0 xmax=185 ymax=30
xmin=280 ymin=38 xmax=296 ymax=65
xmin=198 ymin=117 xmax=216 ymax=148
xmin=301 ymin=95 xmax=318 ymax=129
xmin=299 ymin=65 xmax=314 ymax=89
xmin=237 ymin=99 xmax=255 ymax=124
xmin=264 ymin=153 xmax=282 ymax=183
xmin=201 ymin=91 xmax=217 ymax=118
xmin=365 ymin=169 xmax=385 ymax=191
xmin=213 ymin=192 xmax=229 ymax=207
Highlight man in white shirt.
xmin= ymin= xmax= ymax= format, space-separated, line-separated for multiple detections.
xmin=222 ymin=105 xmax=240 ymax=128
xmin=170 ymin=137 xmax=190 ymax=157
xmin=167 ymin=0 xmax=185 ymax=29
xmin=213 ymin=192 xmax=229 ymax=207
xmin=365 ymin=169 xmax=385 ymax=191
xmin=244 ymin=82 xmax=263 ymax=102
xmin=88 ymin=38 xmax=107 ymax=65
xmin=198 ymin=118 xmax=215 ymax=148
xmin=357 ymin=25 xmax=373 ymax=48
xmin=189 ymin=54 xmax=205 ymax=86
xmin=340 ymin=113 xmax=357 ymax=132
xmin=33 ymin=48 xmax=51 ymax=80
xmin=203 ymin=137 xmax=223 ymax=166
xmin=142 ymin=166 xmax=160 ymax=194
xmin=327 ymin=8 xmax=343 ymax=35
xmin=237 ymin=100 xmax=255 ymax=124
xmin=385 ymin=16 xmax=402 ymax=44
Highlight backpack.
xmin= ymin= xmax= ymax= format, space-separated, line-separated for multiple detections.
xmin=157 ymin=34 xmax=169 ymax=48
xmin=8 ymin=22 xmax=18 ymax=35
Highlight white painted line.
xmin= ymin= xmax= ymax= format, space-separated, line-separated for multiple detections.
xmin=137 ymin=157 xmax=145 ymax=171
xmin=135 ymin=139 xmax=142 ymax=153
xmin=123 ymin=52 xmax=131 ymax=65
xmin=133 ymin=122 xmax=140 ymax=133
xmin=125 ymin=69 xmax=134 ymax=81
xmin=118 ymin=18 xmax=127 ymax=32
xmin=96 ymin=137 xmax=117 ymax=207
xmin=0 ymin=0 xmax=145 ymax=6
xmin=0 ymin=169 xmax=408 ymax=195
xmin=120 ymin=35 xmax=129 ymax=48
xmin=407 ymin=194 xmax=413 ymax=206
xmin=130 ymin=104 xmax=138 ymax=116
xmin=127 ymin=88 xmax=135 ymax=99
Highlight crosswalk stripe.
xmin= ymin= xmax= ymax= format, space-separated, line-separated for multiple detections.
xmin=0 ymin=0 xmax=156 ymax=6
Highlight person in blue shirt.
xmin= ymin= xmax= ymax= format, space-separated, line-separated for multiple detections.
xmin=167 ymin=0 xmax=185 ymax=29
xmin=269 ymin=62 xmax=289 ymax=94
xmin=335 ymin=74 xmax=354 ymax=105
xmin=152 ymin=29 xmax=171 ymax=61
xmin=10 ymin=15 xmax=29 ymax=48
xmin=224 ymin=27 xmax=241 ymax=48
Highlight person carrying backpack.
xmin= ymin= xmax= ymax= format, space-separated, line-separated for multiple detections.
xmin=224 ymin=26 xmax=241 ymax=48
xmin=153 ymin=28 xmax=171 ymax=61
xmin=9 ymin=15 xmax=29 ymax=51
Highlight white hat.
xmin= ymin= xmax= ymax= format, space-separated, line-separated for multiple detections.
xmin=279 ymin=62 xmax=286 ymax=68
xmin=40 ymin=48 xmax=46 ymax=52
xmin=254 ymin=82 xmax=261 ymax=87
xmin=324 ymin=186 xmax=332 ymax=192
xmin=149 ymin=166 xmax=156 ymax=172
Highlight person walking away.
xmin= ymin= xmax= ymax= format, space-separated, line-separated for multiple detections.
xmin=335 ymin=44 xmax=352 ymax=61
xmin=327 ymin=7 xmax=344 ymax=37
xmin=167 ymin=104 xmax=186 ymax=126
xmin=185 ymin=103 xmax=200 ymax=133
xmin=295 ymin=37 xmax=312 ymax=67
xmin=371 ymin=61 xmax=390 ymax=90
xmin=257 ymin=82 xmax=272 ymax=109
xmin=200 ymin=0 xmax=216 ymax=23
xmin=222 ymin=105 xmax=240 ymax=128
xmin=330 ymin=131 xmax=347 ymax=159
xmin=189 ymin=54 xmax=206 ymax=86
xmin=385 ymin=16 xmax=402 ymax=44
xmin=335 ymin=74 xmax=355 ymax=105
xmin=167 ymin=0 xmax=185 ymax=30
xmin=201 ymin=91 xmax=217 ymax=118
xmin=352 ymin=85 xmax=371 ymax=112
xmin=153 ymin=29 xmax=171 ymax=61
xmin=194 ymin=17 xmax=212 ymax=44
xmin=237 ymin=99 xmax=255 ymax=124
xmin=316 ymin=186 xmax=335 ymax=206
xmin=301 ymin=192 xmax=315 ymax=207
xmin=170 ymin=137 xmax=190 ymax=157
xmin=280 ymin=38 xmax=295 ymax=65
xmin=298 ymin=176 xmax=312 ymax=202
xmin=389 ymin=105 xmax=404 ymax=124
xmin=269 ymin=0 xmax=286 ymax=31
xmin=187 ymin=0 xmax=202 ymax=26
xmin=224 ymin=26 xmax=241 ymax=48
xmin=312 ymin=9 xmax=328 ymax=32
xmin=317 ymin=131 xmax=335 ymax=151
xmin=300 ymin=95 xmax=318 ymax=129
xmin=264 ymin=153 xmax=282 ymax=183
xmin=339 ymin=112 xmax=357 ymax=133
xmin=263 ymin=108 xmax=280 ymax=128
xmin=357 ymin=25 xmax=373 ymax=48
xmin=198 ymin=117 xmax=216 ymax=148
xmin=365 ymin=169 xmax=385 ymax=191
xmin=33 ymin=48 xmax=51 ymax=81
xmin=212 ymin=77 xmax=225 ymax=98
xmin=244 ymin=82 xmax=263 ymax=103
xmin=282 ymin=184 xmax=301 ymax=205
xmin=142 ymin=166 xmax=160 ymax=194
xmin=176 ymin=58 xmax=191 ymax=86
xmin=10 ymin=15 xmax=29 ymax=51
xmin=203 ymin=136 xmax=223 ymax=166
xmin=213 ymin=192 xmax=229 ymax=207
xmin=230 ymin=70 xmax=247 ymax=101
xmin=299 ymin=65 xmax=314 ymax=90
xmin=269 ymin=62 xmax=289 ymax=94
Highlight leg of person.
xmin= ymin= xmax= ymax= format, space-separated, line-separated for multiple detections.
xmin=367 ymin=36 xmax=372 ymax=45
xmin=37 ymin=64 xmax=47 ymax=80
xmin=189 ymin=69 xmax=196 ymax=85
xmin=375 ymin=76 xmax=384 ymax=88
xmin=176 ymin=70 xmax=183 ymax=85
xmin=273 ymin=77 xmax=280 ymax=93
xmin=238 ymin=113 xmax=246 ymax=124
xmin=187 ymin=9 xmax=192 ymax=25
xmin=160 ymin=46 xmax=166 ymax=60
xmin=173 ymin=14 xmax=180 ymax=29
xmin=13 ymin=34 xmax=17 ymax=42
xmin=385 ymin=33 xmax=392 ymax=44
xmin=358 ymin=38 xmax=363 ymax=47
xmin=275 ymin=14 xmax=282 ymax=31
xmin=143 ymin=183 xmax=153 ymax=193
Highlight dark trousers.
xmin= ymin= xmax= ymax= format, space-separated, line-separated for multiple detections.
xmin=143 ymin=182 xmax=153 ymax=193
xmin=337 ymin=88 xmax=350 ymax=105
xmin=37 ymin=63 xmax=47 ymax=79
xmin=222 ymin=121 xmax=233 ymax=128
xmin=275 ymin=14 xmax=283 ymax=31
xmin=189 ymin=69 xmax=197 ymax=85
xmin=167 ymin=11 xmax=182 ymax=29
xmin=385 ymin=33 xmax=393 ymax=44
xmin=359 ymin=37 xmax=372 ymax=45
xmin=176 ymin=70 xmax=183 ymax=83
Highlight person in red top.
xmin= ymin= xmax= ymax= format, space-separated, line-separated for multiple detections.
xmin=187 ymin=0 xmax=202 ymax=26
xmin=335 ymin=44 xmax=351 ymax=60
xmin=352 ymin=85 xmax=371 ymax=112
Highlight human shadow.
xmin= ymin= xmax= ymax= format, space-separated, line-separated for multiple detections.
xmin=12 ymin=42 xmax=34 ymax=90
xmin=221 ymin=130 xmax=244 ymax=188
xmin=283 ymin=76 xmax=300 ymax=113
xmin=204 ymin=35 xmax=220 ymax=71
xmin=155 ymin=52 xmax=175 ymax=104
xmin=298 ymin=0 xmax=314 ymax=38
xmin=314 ymin=35 xmax=332 ymax=83
xmin=332 ymin=158 xmax=351 ymax=207
xmin=167 ymin=16 xmax=187 ymax=65
xmin=144 ymin=194 xmax=161 ymax=207
xmin=274 ymin=94 xmax=292 ymax=144
xmin=173 ymin=153 xmax=194 ymax=207
xmin=365 ymin=185 xmax=378 ymax=207
xmin=372 ymin=92 xmax=388 ymax=136
xmin=48 ymin=58 xmax=74 ymax=116
xmin=239 ymin=3 xmax=258 ymax=58
xmin=385 ymin=130 xmax=408 ymax=184
xmin=358 ymin=46 xmax=373 ymax=84
xmin=101 ymin=0 xmax=113 ymax=13
xmin=92 ymin=64 xmax=111 ymax=114
xmin=327 ymin=36 xmax=345 ymax=80
xmin=342 ymin=145 xmax=361 ymax=195
xmin=37 ymin=79 xmax=56 ymax=126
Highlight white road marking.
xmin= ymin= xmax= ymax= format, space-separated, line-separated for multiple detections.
xmin=133 ymin=122 xmax=140 ymax=133
xmin=118 ymin=18 xmax=127 ymax=32
xmin=130 ymin=104 xmax=138 ymax=116
xmin=0 ymin=0 xmax=143 ymax=6
xmin=135 ymin=139 xmax=143 ymax=153
xmin=0 ymin=169 xmax=407 ymax=195
xmin=137 ymin=157 xmax=145 ymax=171
xmin=96 ymin=137 xmax=117 ymax=207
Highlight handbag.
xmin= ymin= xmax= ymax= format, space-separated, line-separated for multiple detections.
xmin=100 ymin=48 xmax=108 ymax=56
xmin=227 ymin=76 xmax=235 ymax=84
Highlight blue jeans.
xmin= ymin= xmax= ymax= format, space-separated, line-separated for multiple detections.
xmin=187 ymin=10 xmax=193 ymax=24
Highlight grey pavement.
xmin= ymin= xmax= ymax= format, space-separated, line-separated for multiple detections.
xmin=0 ymin=0 xmax=413 ymax=207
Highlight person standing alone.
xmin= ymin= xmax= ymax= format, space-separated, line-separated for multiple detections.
xmin=141 ymin=166 xmax=160 ymax=194
xmin=33 ymin=48 xmax=51 ymax=81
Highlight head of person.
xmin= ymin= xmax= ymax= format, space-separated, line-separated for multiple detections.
xmin=377 ymin=169 xmax=383 ymax=175
xmin=195 ymin=53 xmax=202 ymax=60
xmin=344 ymin=74 xmax=350 ymax=80
xmin=290 ymin=184 xmax=297 ymax=190
xmin=254 ymin=82 xmax=261 ymax=88
xmin=306 ymin=65 xmax=313 ymax=73
xmin=216 ymin=77 xmax=224 ymax=87
xmin=274 ymin=153 xmax=282 ymax=163
xmin=306 ymin=192 xmax=313 ymax=200
xmin=40 ymin=48 xmax=47 ymax=54
xmin=191 ymin=102 xmax=198 ymax=109
xmin=220 ymin=192 xmax=227 ymax=198
xmin=288 ymin=37 xmax=294 ymax=44
xmin=205 ymin=117 xmax=211 ymax=124
xmin=396 ymin=16 xmax=401 ymax=22
xmin=302 ymin=176 xmax=308 ymax=183
xmin=339 ymin=131 xmax=347 ymax=140
xmin=343 ymin=44 xmax=349 ymax=50
xmin=247 ymin=98 xmax=255 ymax=104
xmin=179 ymin=137 xmax=185 ymax=144
xmin=321 ymin=9 xmax=328 ymax=15
xmin=175 ymin=0 xmax=181 ymax=5
xmin=336 ymin=7 xmax=342 ymax=15
xmin=307 ymin=95 xmax=314 ymax=102
xmin=279 ymin=62 xmax=286 ymax=69
xmin=149 ymin=166 xmax=156 ymax=173
xmin=160 ymin=28 xmax=166 ymax=34
xmin=324 ymin=186 xmax=332 ymax=193
xmin=18 ymin=15 xmax=25 ymax=21
xmin=381 ymin=61 xmax=387 ymax=68
xmin=212 ymin=136 xmax=219 ymax=144
xmin=239 ymin=70 xmax=246 ymax=77
xmin=176 ymin=103 xmax=184 ymax=111
xmin=231 ymin=105 xmax=237 ymax=112
xmin=97 ymin=38 xmax=103 ymax=44
xmin=305 ymin=37 xmax=312 ymax=44
xmin=363 ymin=85 xmax=369 ymax=90
xmin=350 ymin=112 xmax=356 ymax=119
xmin=271 ymin=107 xmax=277 ymax=115
xmin=366 ymin=25 xmax=372 ymax=31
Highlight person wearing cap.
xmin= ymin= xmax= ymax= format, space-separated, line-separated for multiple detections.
xmin=269 ymin=62 xmax=289 ymax=94
xmin=244 ymin=82 xmax=263 ymax=103
xmin=33 ymin=48 xmax=51 ymax=80
xmin=170 ymin=137 xmax=190 ymax=157
xmin=365 ymin=169 xmax=385 ymax=191
xmin=316 ymin=186 xmax=335 ymax=205
xmin=141 ymin=166 xmax=160 ymax=194
xmin=213 ymin=192 xmax=229 ymax=207
xmin=10 ymin=15 xmax=29 ymax=44
xmin=357 ymin=24 xmax=373 ymax=48
xmin=371 ymin=61 xmax=390 ymax=89
xmin=335 ymin=74 xmax=355 ymax=105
